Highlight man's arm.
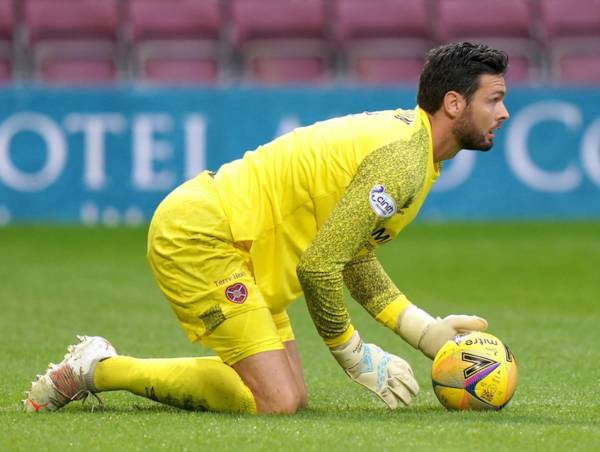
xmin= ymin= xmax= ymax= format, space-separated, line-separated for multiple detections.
xmin=296 ymin=140 xmax=424 ymax=345
xmin=343 ymin=251 xmax=405 ymax=320
xmin=296 ymin=140 xmax=425 ymax=409
xmin=342 ymin=252 xmax=489 ymax=359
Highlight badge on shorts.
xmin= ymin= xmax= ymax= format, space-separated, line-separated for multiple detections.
xmin=225 ymin=283 xmax=248 ymax=304
xmin=369 ymin=184 xmax=396 ymax=218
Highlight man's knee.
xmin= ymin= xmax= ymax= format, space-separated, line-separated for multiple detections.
xmin=254 ymin=386 xmax=302 ymax=414
xmin=232 ymin=349 xmax=304 ymax=414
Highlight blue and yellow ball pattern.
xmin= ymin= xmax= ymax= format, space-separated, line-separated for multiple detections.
xmin=431 ymin=332 xmax=517 ymax=410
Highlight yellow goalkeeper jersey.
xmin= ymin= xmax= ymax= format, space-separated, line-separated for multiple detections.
xmin=213 ymin=106 xmax=439 ymax=339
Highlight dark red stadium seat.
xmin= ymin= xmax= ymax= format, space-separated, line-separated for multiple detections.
xmin=333 ymin=0 xmax=433 ymax=84
xmin=144 ymin=60 xmax=218 ymax=85
xmin=252 ymin=57 xmax=326 ymax=85
xmin=231 ymin=0 xmax=329 ymax=85
xmin=503 ymin=57 xmax=531 ymax=83
xmin=437 ymin=0 xmax=531 ymax=42
xmin=0 ymin=0 xmax=13 ymax=82
xmin=40 ymin=60 xmax=116 ymax=85
xmin=436 ymin=0 xmax=536 ymax=83
xmin=0 ymin=59 xmax=11 ymax=83
xmin=353 ymin=58 xmax=425 ymax=85
xmin=540 ymin=0 xmax=600 ymax=41
xmin=128 ymin=0 xmax=221 ymax=85
xmin=24 ymin=0 xmax=119 ymax=84
xmin=540 ymin=0 xmax=600 ymax=84
xmin=334 ymin=0 xmax=430 ymax=43
xmin=557 ymin=54 xmax=600 ymax=84
xmin=0 ymin=0 xmax=12 ymax=41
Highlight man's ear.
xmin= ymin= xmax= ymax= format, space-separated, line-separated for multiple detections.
xmin=443 ymin=91 xmax=466 ymax=119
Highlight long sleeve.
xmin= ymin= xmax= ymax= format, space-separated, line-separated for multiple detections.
xmin=342 ymin=251 xmax=403 ymax=317
xmin=296 ymin=138 xmax=427 ymax=340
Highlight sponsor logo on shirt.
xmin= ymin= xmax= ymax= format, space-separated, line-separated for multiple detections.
xmin=394 ymin=111 xmax=415 ymax=124
xmin=213 ymin=271 xmax=246 ymax=287
xmin=369 ymin=185 xmax=396 ymax=218
xmin=370 ymin=227 xmax=391 ymax=244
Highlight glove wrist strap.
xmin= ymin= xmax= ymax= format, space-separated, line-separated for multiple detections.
xmin=330 ymin=329 xmax=363 ymax=369
xmin=324 ymin=324 xmax=355 ymax=349
xmin=395 ymin=305 xmax=435 ymax=349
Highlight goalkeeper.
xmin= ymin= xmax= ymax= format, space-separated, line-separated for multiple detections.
xmin=25 ymin=42 xmax=509 ymax=414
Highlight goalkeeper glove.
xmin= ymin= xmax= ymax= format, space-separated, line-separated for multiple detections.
xmin=330 ymin=329 xmax=419 ymax=409
xmin=396 ymin=305 xmax=488 ymax=359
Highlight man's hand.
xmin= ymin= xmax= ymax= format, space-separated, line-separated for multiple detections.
xmin=418 ymin=315 xmax=488 ymax=359
xmin=330 ymin=330 xmax=419 ymax=409
xmin=395 ymin=304 xmax=488 ymax=359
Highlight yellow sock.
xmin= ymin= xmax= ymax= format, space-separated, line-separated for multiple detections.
xmin=93 ymin=356 xmax=256 ymax=413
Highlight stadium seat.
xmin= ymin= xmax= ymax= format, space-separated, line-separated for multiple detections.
xmin=230 ymin=0 xmax=329 ymax=85
xmin=436 ymin=0 xmax=536 ymax=83
xmin=39 ymin=60 xmax=116 ymax=85
xmin=127 ymin=0 xmax=222 ymax=85
xmin=333 ymin=0 xmax=433 ymax=84
xmin=539 ymin=0 xmax=600 ymax=84
xmin=0 ymin=60 xmax=10 ymax=83
xmin=556 ymin=53 xmax=600 ymax=84
xmin=0 ymin=0 xmax=13 ymax=82
xmin=24 ymin=0 xmax=120 ymax=84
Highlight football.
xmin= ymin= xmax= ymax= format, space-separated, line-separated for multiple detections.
xmin=431 ymin=331 xmax=517 ymax=410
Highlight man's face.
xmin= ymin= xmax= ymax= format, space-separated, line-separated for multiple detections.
xmin=453 ymin=74 xmax=509 ymax=151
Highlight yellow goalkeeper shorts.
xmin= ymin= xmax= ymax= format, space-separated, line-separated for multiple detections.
xmin=147 ymin=171 xmax=295 ymax=365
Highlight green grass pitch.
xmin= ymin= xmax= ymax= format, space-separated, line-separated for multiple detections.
xmin=1 ymin=223 xmax=599 ymax=451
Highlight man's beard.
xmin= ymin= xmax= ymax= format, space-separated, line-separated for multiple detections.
xmin=452 ymin=109 xmax=493 ymax=152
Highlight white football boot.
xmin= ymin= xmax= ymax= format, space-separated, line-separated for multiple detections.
xmin=23 ymin=335 xmax=117 ymax=413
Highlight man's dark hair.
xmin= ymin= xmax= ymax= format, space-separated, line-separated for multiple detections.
xmin=417 ymin=42 xmax=508 ymax=113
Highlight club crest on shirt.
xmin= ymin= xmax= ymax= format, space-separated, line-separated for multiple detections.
xmin=225 ymin=283 xmax=248 ymax=304
xmin=369 ymin=184 xmax=396 ymax=218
